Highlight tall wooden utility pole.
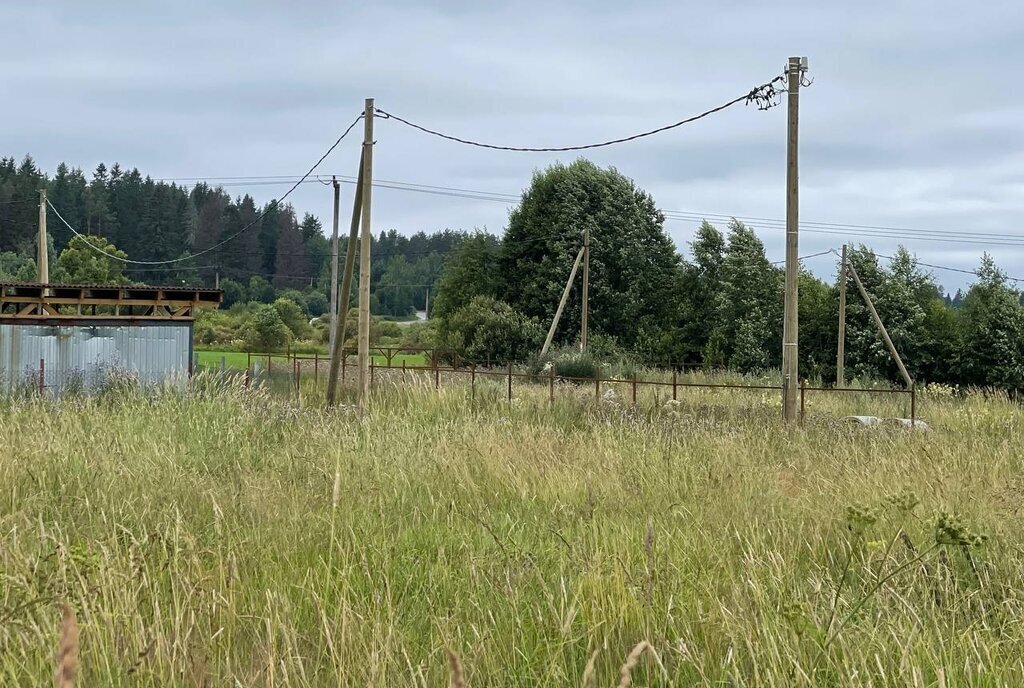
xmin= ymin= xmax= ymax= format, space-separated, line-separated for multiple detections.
xmin=326 ymin=150 xmax=364 ymax=406
xmin=836 ymin=244 xmax=848 ymax=386
xmin=541 ymin=246 xmax=585 ymax=357
xmin=328 ymin=176 xmax=341 ymax=355
xmin=37 ymin=189 xmax=48 ymax=283
xmin=356 ymin=98 xmax=375 ymax=408
xmin=581 ymin=226 xmax=590 ymax=351
xmin=782 ymin=56 xmax=807 ymax=424
xmin=424 ymin=285 xmax=430 ymax=320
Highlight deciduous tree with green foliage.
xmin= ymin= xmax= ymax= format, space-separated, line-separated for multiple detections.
xmin=956 ymin=255 xmax=1024 ymax=393
xmin=52 ymin=235 xmax=130 ymax=284
xmin=499 ymin=159 xmax=680 ymax=350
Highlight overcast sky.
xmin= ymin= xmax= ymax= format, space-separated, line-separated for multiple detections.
xmin=3 ymin=1 xmax=1023 ymax=292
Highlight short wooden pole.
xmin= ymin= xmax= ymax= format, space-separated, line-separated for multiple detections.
xmin=314 ymin=352 xmax=319 ymax=382
xmin=595 ymin=367 xmax=601 ymax=403
xmin=632 ymin=372 xmax=638 ymax=405
xmin=507 ymin=363 xmax=512 ymax=402
xmin=672 ymin=369 xmax=678 ymax=401
xmin=38 ymin=358 xmax=44 ymax=397
xmin=800 ymin=378 xmax=806 ymax=425
xmin=911 ymin=382 xmax=917 ymax=426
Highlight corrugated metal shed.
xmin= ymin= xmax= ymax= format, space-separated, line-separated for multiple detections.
xmin=0 ymin=321 xmax=192 ymax=393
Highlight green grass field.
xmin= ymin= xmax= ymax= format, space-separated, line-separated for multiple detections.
xmin=1 ymin=377 xmax=1022 ymax=685
xmin=195 ymin=349 xmax=429 ymax=370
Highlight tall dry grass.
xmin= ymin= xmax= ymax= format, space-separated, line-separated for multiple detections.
xmin=0 ymin=374 xmax=1021 ymax=685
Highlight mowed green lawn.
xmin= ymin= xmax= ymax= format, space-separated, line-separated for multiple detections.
xmin=196 ymin=349 xmax=428 ymax=369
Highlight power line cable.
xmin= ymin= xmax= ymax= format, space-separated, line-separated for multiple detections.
xmin=372 ymin=76 xmax=786 ymax=152
xmin=45 ymin=112 xmax=364 ymax=265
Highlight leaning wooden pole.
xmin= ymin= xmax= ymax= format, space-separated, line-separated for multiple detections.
xmin=325 ymin=149 xmax=364 ymax=406
xmin=356 ymin=98 xmax=375 ymax=409
xmin=540 ymin=246 xmax=585 ymax=357
xmin=847 ymin=260 xmax=913 ymax=388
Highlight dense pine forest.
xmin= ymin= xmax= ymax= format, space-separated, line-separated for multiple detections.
xmin=0 ymin=155 xmax=454 ymax=317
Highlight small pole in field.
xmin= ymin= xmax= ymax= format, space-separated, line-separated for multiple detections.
xmin=800 ymin=378 xmax=806 ymax=425
xmin=267 ymin=354 xmax=271 ymax=375
xmin=314 ymin=352 xmax=319 ymax=382
xmin=836 ymin=244 xmax=848 ymax=387
xmin=911 ymin=382 xmax=917 ymax=426
xmin=632 ymin=372 xmax=638 ymax=405
xmin=328 ymin=176 xmax=341 ymax=356
xmin=672 ymin=369 xmax=678 ymax=401
xmin=471 ymin=365 xmax=476 ymax=403
xmin=434 ymin=355 xmax=440 ymax=390
xmin=549 ymin=364 xmax=555 ymax=404
xmin=507 ymin=363 xmax=512 ymax=402
xmin=581 ymin=225 xmax=590 ymax=351
xmin=595 ymin=366 xmax=600 ymax=403
xmin=38 ymin=358 xmax=44 ymax=397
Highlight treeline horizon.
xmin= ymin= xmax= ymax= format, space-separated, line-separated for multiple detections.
xmin=4 ymin=154 xmax=1024 ymax=391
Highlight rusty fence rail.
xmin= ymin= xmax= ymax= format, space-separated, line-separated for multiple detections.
xmin=237 ymin=352 xmax=916 ymax=422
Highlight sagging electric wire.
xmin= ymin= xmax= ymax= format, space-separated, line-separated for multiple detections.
xmin=373 ymin=75 xmax=785 ymax=152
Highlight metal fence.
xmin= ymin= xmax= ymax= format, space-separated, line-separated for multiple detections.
xmin=213 ymin=348 xmax=917 ymax=425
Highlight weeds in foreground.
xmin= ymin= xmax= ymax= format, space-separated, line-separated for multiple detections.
xmin=1 ymin=382 xmax=1021 ymax=685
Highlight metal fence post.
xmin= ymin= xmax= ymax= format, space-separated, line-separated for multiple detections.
xmin=911 ymin=382 xmax=917 ymax=426
xmin=800 ymin=378 xmax=806 ymax=425
xmin=38 ymin=358 xmax=44 ymax=397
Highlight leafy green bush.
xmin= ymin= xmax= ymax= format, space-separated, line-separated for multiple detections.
xmin=437 ymin=296 xmax=542 ymax=365
xmin=273 ymin=298 xmax=311 ymax=339
xmin=241 ymin=304 xmax=292 ymax=351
